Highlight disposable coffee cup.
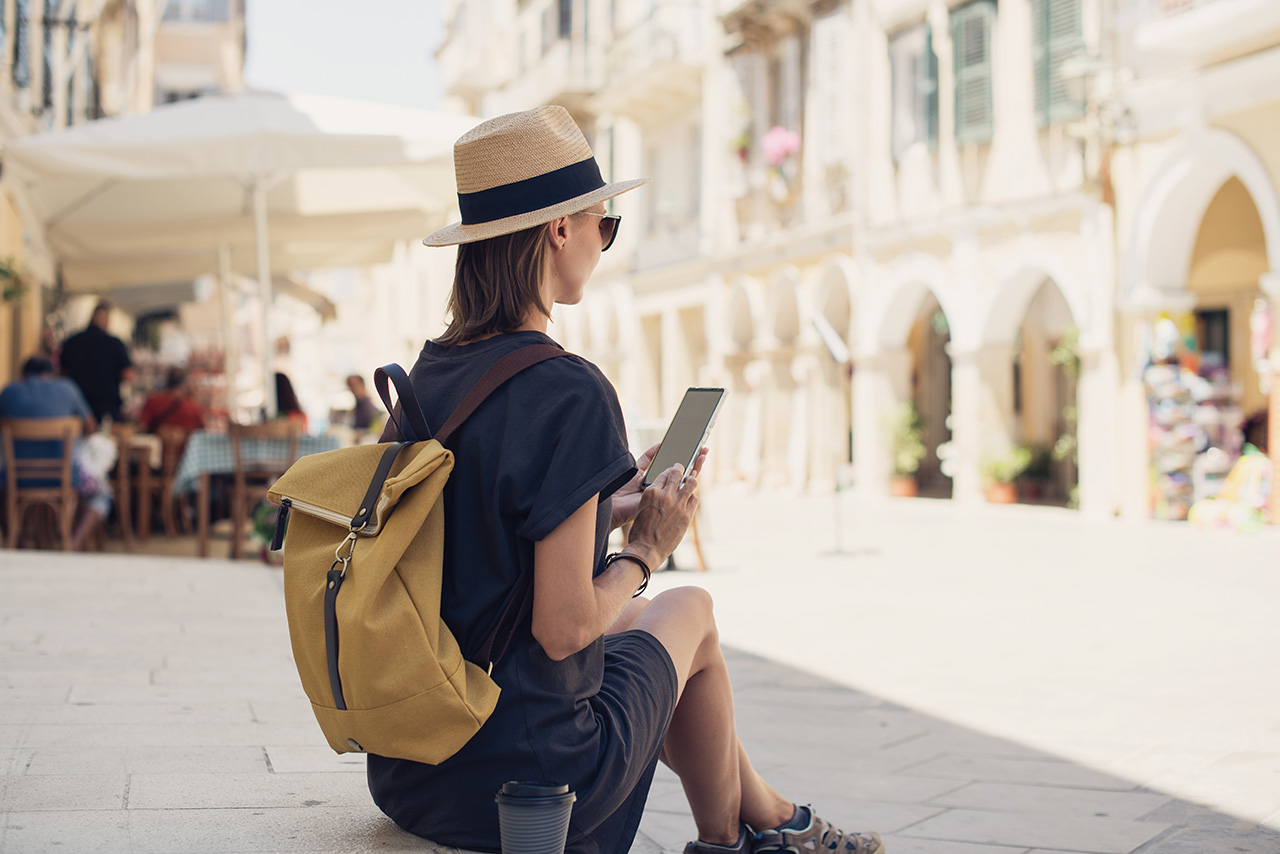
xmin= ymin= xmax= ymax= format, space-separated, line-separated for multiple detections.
xmin=494 ymin=781 xmax=576 ymax=854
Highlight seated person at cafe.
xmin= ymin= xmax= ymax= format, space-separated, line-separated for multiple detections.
xmin=275 ymin=372 xmax=308 ymax=432
xmin=139 ymin=367 xmax=206 ymax=434
xmin=0 ymin=356 xmax=113 ymax=550
xmin=346 ymin=373 xmax=377 ymax=430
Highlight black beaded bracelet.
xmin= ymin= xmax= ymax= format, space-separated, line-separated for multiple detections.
xmin=605 ymin=551 xmax=652 ymax=598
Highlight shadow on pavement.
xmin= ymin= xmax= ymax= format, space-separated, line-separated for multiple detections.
xmin=635 ymin=646 xmax=1280 ymax=854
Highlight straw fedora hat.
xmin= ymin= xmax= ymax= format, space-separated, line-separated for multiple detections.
xmin=424 ymin=105 xmax=648 ymax=246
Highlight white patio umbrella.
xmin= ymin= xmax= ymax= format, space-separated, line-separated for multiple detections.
xmin=4 ymin=90 xmax=477 ymax=415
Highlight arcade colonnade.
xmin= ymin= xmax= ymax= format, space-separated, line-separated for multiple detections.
xmin=560 ymin=200 xmax=1120 ymax=514
xmin=560 ymin=126 xmax=1280 ymax=520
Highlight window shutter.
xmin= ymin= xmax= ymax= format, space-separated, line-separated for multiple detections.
xmin=890 ymin=23 xmax=933 ymax=162
xmin=1046 ymin=0 xmax=1084 ymax=123
xmin=952 ymin=0 xmax=995 ymax=145
xmin=812 ymin=11 xmax=849 ymax=166
xmin=779 ymin=34 xmax=803 ymax=135
xmin=923 ymin=24 xmax=939 ymax=148
xmin=1031 ymin=0 xmax=1048 ymax=124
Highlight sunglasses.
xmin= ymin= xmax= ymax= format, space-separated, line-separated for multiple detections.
xmin=578 ymin=211 xmax=622 ymax=252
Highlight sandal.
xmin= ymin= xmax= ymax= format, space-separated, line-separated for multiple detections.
xmin=684 ymin=824 xmax=752 ymax=854
xmin=752 ymin=806 xmax=883 ymax=854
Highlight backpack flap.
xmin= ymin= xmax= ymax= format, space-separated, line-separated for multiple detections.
xmin=266 ymin=441 xmax=451 ymax=537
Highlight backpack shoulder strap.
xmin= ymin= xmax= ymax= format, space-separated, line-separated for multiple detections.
xmin=374 ymin=364 xmax=432 ymax=443
xmin=374 ymin=344 xmax=572 ymax=672
xmin=435 ymin=344 xmax=570 ymax=445
xmin=373 ymin=344 xmax=569 ymax=445
xmin=442 ymin=344 xmax=571 ymax=672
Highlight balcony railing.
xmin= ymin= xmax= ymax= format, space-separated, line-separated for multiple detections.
xmin=1131 ymin=0 xmax=1280 ymax=57
xmin=501 ymin=36 xmax=601 ymax=111
xmin=1150 ymin=0 xmax=1219 ymax=18
xmin=606 ymin=2 xmax=703 ymax=89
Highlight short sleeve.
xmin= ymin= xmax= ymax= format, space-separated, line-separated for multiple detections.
xmin=513 ymin=358 xmax=635 ymax=542
xmin=115 ymin=338 xmax=133 ymax=370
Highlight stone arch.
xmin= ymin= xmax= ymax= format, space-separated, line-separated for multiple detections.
xmin=766 ymin=266 xmax=803 ymax=345
xmin=1123 ymin=127 xmax=1280 ymax=308
xmin=726 ymin=275 xmax=765 ymax=352
xmin=815 ymin=253 xmax=858 ymax=346
xmin=982 ymin=251 xmax=1087 ymax=347
xmin=872 ymin=253 xmax=961 ymax=350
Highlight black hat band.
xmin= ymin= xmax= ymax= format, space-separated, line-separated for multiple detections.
xmin=457 ymin=157 xmax=606 ymax=225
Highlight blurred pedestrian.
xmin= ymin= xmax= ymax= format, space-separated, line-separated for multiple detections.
xmin=59 ymin=301 xmax=135 ymax=423
xmin=346 ymin=374 xmax=377 ymax=430
xmin=139 ymin=367 xmax=206 ymax=434
xmin=275 ymin=372 xmax=307 ymax=432
xmin=0 ymin=356 xmax=114 ymax=549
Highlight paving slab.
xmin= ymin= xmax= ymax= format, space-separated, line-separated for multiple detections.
xmin=898 ymin=808 xmax=1169 ymax=853
xmin=5 ymin=492 xmax=1280 ymax=854
xmin=928 ymin=782 xmax=1172 ymax=820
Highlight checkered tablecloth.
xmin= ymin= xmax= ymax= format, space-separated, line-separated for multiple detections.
xmin=172 ymin=431 xmax=340 ymax=495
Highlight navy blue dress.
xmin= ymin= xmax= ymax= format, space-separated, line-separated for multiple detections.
xmin=367 ymin=331 xmax=679 ymax=854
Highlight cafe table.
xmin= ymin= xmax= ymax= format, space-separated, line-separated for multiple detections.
xmin=172 ymin=430 xmax=340 ymax=557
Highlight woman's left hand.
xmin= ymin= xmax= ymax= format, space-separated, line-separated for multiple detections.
xmin=610 ymin=443 xmax=659 ymax=530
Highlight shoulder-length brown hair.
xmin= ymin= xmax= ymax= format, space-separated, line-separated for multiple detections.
xmin=435 ymin=223 xmax=552 ymax=347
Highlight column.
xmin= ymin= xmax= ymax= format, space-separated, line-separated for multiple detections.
xmin=1263 ymin=273 xmax=1280 ymax=524
xmin=948 ymin=349 xmax=984 ymax=504
xmin=852 ymin=348 xmax=912 ymax=497
xmin=1075 ymin=341 xmax=1119 ymax=518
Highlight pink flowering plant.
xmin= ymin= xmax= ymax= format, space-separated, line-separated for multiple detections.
xmin=761 ymin=125 xmax=801 ymax=168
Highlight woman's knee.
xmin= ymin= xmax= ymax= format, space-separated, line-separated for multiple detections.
xmin=653 ymin=586 xmax=717 ymax=639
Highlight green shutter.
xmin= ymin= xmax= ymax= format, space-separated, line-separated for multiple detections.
xmin=1033 ymin=0 xmax=1084 ymax=126
xmin=1047 ymin=0 xmax=1084 ymax=124
xmin=1031 ymin=0 xmax=1048 ymax=124
xmin=952 ymin=0 xmax=995 ymax=145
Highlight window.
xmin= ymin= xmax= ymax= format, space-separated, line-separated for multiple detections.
xmin=12 ymin=0 xmax=29 ymax=90
xmin=43 ymin=0 xmax=57 ymax=111
xmin=1032 ymin=0 xmax=1084 ymax=126
xmin=889 ymin=22 xmax=938 ymax=162
xmin=952 ymin=0 xmax=996 ymax=145
xmin=811 ymin=11 xmax=851 ymax=166
xmin=559 ymin=0 xmax=572 ymax=38
xmin=163 ymin=0 xmax=231 ymax=22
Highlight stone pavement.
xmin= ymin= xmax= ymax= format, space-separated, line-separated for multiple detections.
xmin=3 ymin=490 xmax=1279 ymax=854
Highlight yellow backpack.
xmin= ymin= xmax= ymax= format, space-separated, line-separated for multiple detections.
xmin=267 ymin=346 xmax=567 ymax=764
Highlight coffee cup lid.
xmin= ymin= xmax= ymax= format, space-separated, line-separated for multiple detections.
xmin=499 ymin=781 xmax=571 ymax=797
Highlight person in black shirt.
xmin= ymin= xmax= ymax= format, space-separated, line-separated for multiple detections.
xmin=367 ymin=107 xmax=883 ymax=854
xmin=59 ymin=301 xmax=135 ymax=423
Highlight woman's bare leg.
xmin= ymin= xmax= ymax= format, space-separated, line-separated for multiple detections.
xmin=629 ymin=587 xmax=792 ymax=844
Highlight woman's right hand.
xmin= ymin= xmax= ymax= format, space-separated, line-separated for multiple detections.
xmin=623 ymin=450 xmax=705 ymax=567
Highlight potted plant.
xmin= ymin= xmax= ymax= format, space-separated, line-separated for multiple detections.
xmin=1018 ymin=443 xmax=1053 ymax=501
xmin=0 ymin=257 xmax=29 ymax=303
xmin=982 ymin=444 xmax=1032 ymax=504
xmin=885 ymin=402 xmax=926 ymax=497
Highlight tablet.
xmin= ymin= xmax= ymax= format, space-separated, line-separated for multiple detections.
xmin=643 ymin=387 xmax=726 ymax=488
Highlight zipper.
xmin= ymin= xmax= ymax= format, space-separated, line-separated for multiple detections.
xmin=273 ymin=495 xmax=384 ymax=537
xmin=270 ymin=498 xmax=292 ymax=551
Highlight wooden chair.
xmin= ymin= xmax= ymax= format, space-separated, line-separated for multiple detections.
xmin=1 ymin=417 xmax=82 ymax=551
xmin=105 ymin=423 xmax=135 ymax=551
xmin=228 ymin=420 xmax=300 ymax=559
xmin=157 ymin=425 xmax=193 ymax=539
xmin=135 ymin=426 xmax=191 ymax=541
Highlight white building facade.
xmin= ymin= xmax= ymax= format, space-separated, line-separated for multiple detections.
xmin=436 ymin=0 xmax=1279 ymax=519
